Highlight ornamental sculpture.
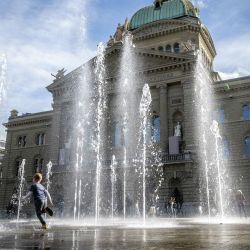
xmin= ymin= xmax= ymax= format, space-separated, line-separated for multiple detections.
xmin=51 ymin=68 xmax=67 ymax=82
xmin=180 ymin=40 xmax=196 ymax=53
xmin=107 ymin=18 xmax=129 ymax=47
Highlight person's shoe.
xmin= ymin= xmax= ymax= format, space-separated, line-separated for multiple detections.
xmin=42 ymin=224 xmax=48 ymax=230
xmin=45 ymin=207 xmax=53 ymax=216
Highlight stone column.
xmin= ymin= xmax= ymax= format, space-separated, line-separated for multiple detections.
xmin=182 ymin=78 xmax=196 ymax=152
xmin=159 ymin=84 xmax=168 ymax=151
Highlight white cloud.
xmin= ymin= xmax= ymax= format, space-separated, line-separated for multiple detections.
xmin=0 ymin=0 xmax=96 ymax=139
xmin=214 ymin=34 xmax=250 ymax=80
xmin=192 ymin=0 xmax=207 ymax=9
xmin=218 ymin=71 xmax=240 ymax=81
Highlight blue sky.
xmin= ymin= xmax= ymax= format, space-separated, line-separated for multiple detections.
xmin=0 ymin=0 xmax=250 ymax=138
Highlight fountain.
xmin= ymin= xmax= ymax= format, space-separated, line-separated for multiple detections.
xmin=118 ymin=33 xmax=138 ymax=220
xmin=73 ymin=63 xmax=92 ymax=221
xmin=94 ymin=43 xmax=107 ymax=223
xmin=210 ymin=120 xmax=224 ymax=219
xmin=46 ymin=161 xmax=53 ymax=192
xmin=194 ymin=51 xmax=229 ymax=219
xmin=110 ymin=155 xmax=117 ymax=219
xmin=16 ymin=159 xmax=26 ymax=222
xmin=139 ymin=84 xmax=152 ymax=224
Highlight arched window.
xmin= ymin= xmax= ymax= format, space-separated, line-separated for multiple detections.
xmin=34 ymin=156 xmax=44 ymax=173
xmin=153 ymin=116 xmax=161 ymax=143
xmin=146 ymin=120 xmax=152 ymax=144
xmin=166 ymin=45 xmax=171 ymax=52
xmin=245 ymin=137 xmax=250 ymax=158
xmin=223 ymin=139 xmax=230 ymax=159
xmin=158 ymin=46 xmax=164 ymax=52
xmin=35 ymin=133 xmax=45 ymax=145
xmin=17 ymin=135 xmax=26 ymax=148
xmin=122 ymin=129 xmax=129 ymax=147
xmin=15 ymin=157 xmax=22 ymax=176
xmin=112 ymin=123 xmax=122 ymax=147
xmin=214 ymin=109 xmax=225 ymax=124
xmin=243 ymin=105 xmax=249 ymax=120
xmin=174 ymin=43 xmax=180 ymax=53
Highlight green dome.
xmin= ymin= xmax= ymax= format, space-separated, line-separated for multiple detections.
xmin=129 ymin=0 xmax=198 ymax=30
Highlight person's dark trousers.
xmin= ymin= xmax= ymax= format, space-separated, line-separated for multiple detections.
xmin=238 ymin=202 xmax=247 ymax=218
xmin=34 ymin=199 xmax=47 ymax=225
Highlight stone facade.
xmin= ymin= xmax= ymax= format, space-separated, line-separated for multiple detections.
xmin=0 ymin=111 xmax=53 ymax=213
xmin=1 ymin=2 xmax=250 ymax=216
xmin=0 ymin=140 xmax=5 ymax=184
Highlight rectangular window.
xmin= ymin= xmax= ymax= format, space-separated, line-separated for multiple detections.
xmin=243 ymin=105 xmax=249 ymax=120
xmin=112 ymin=123 xmax=122 ymax=147
xmin=171 ymin=99 xmax=182 ymax=105
xmin=153 ymin=117 xmax=161 ymax=144
xmin=17 ymin=136 xmax=27 ymax=148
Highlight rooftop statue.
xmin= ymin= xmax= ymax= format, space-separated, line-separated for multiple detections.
xmin=107 ymin=18 xmax=129 ymax=47
xmin=180 ymin=40 xmax=196 ymax=53
xmin=107 ymin=35 xmax=115 ymax=47
xmin=51 ymin=68 xmax=67 ymax=81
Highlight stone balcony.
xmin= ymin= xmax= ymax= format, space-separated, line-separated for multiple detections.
xmin=52 ymin=152 xmax=193 ymax=173
xmin=103 ymin=152 xmax=193 ymax=167
xmin=160 ymin=152 xmax=193 ymax=165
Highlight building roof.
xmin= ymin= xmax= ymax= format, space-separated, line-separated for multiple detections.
xmin=4 ymin=110 xmax=53 ymax=128
xmin=129 ymin=0 xmax=198 ymax=30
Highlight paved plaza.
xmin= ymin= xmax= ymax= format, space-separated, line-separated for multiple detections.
xmin=0 ymin=218 xmax=250 ymax=249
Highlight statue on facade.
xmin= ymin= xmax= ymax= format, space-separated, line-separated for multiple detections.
xmin=114 ymin=23 xmax=123 ymax=42
xmin=107 ymin=18 xmax=129 ymax=47
xmin=51 ymin=68 xmax=67 ymax=81
xmin=180 ymin=40 xmax=196 ymax=53
xmin=107 ymin=35 xmax=115 ymax=47
xmin=174 ymin=122 xmax=182 ymax=137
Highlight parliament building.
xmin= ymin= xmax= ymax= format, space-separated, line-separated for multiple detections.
xmin=1 ymin=0 xmax=250 ymax=216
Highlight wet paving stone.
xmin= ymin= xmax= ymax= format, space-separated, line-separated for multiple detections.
xmin=0 ymin=218 xmax=250 ymax=249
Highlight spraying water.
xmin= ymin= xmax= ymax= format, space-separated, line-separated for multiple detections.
xmin=78 ymin=179 xmax=82 ymax=220
xmin=73 ymin=64 xmax=92 ymax=220
xmin=74 ymin=137 xmax=83 ymax=221
xmin=94 ymin=43 xmax=107 ymax=223
xmin=210 ymin=120 xmax=224 ymax=219
xmin=17 ymin=159 xmax=26 ymax=222
xmin=194 ymin=52 xmax=214 ymax=218
xmin=194 ymin=52 xmax=228 ymax=219
xmin=118 ymin=33 xmax=138 ymax=219
xmin=46 ymin=161 xmax=53 ymax=192
xmin=0 ymin=54 xmax=7 ymax=105
xmin=110 ymin=155 xmax=117 ymax=219
xmin=139 ymin=84 xmax=152 ymax=224
xmin=73 ymin=177 xmax=78 ymax=221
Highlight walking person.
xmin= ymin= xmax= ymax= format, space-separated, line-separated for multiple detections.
xmin=23 ymin=173 xmax=54 ymax=229
xmin=58 ymin=196 xmax=64 ymax=218
xmin=169 ymin=197 xmax=177 ymax=218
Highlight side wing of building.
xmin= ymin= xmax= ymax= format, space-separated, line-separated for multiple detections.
xmin=0 ymin=110 xmax=53 ymax=212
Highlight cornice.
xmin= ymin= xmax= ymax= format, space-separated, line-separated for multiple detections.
xmin=4 ymin=116 xmax=52 ymax=128
xmin=46 ymin=58 xmax=95 ymax=93
xmin=131 ymin=18 xmax=199 ymax=42
xmin=106 ymin=60 xmax=193 ymax=87
xmin=136 ymin=48 xmax=194 ymax=60
xmin=200 ymin=25 xmax=216 ymax=57
xmin=214 ymin=77 xmax=250 ymax=93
